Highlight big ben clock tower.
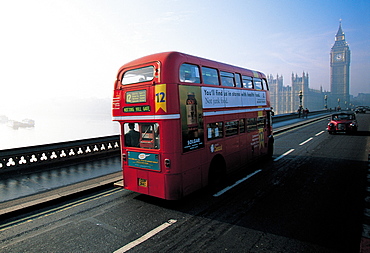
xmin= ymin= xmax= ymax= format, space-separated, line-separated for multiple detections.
xmin=330 ymin=21 xmax=350 ymax=108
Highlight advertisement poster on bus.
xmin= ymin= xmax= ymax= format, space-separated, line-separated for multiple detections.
xmin=201 ymin=87 xmax=267 ymax=108
xmin=179 ymin=85 xmax=204 ymax=153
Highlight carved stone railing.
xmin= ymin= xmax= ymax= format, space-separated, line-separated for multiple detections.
xmin=0 ymin=135 xmax=121 ymax=173
xmin=272 ymin=109 xmax=329 ymax=123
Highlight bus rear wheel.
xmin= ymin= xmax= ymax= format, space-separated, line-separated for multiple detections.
xmin=267 ymin=136 xmax=274 ymax=158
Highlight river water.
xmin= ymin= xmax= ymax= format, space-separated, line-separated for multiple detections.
xmin=0 ymin=113 xmax=120 ymax=150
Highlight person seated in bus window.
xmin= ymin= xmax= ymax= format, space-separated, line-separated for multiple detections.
xmin=125 ymin=123 xmax=140 ymax=147
xmin=184 ymin=72 xmax=194 ymax=82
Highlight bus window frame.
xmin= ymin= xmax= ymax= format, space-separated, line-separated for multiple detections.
xmin=220 ymin=71 xmax=235 ymax=87
xmin=257 ymin=116 xmax=266 ymax=129
xmin=202 ymin=66 xmax=220 ymax=86
xmin=207 ymin=122 xmax=224 ymax=140
xmin=225 ymin=120 xmax=239 ymax=137
xmin=262 ymin=79 xmax=269 ymax=90
xmin=239 ymin=119 xmax=246 ymax=133
xmin=235 ymin=73 xmax=242 ymax=88
xmin=253 ymin=78 xmax=263 ymax=90
xmin=123 ymin=122 xmax=160 ymax=149
xmin=121 ymin=65 xmax=155 ymax=85
xmin=242 ymin=75 xmax=254 ymax=89
xmin=247 ymin=118 xmax=257 ymax=132
xmin=179 ymin=63 xmax=201 ymax=83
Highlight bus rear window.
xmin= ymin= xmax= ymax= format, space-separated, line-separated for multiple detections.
xmin=124 ymin=122 xmax=160 ymax=149
xmin=121 ymin=66 xmax=154 ymax=85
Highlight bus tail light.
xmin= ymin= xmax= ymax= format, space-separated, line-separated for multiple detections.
xmin=164 ymin=158 xmax=171 ymax=168
xmin=122 ymin=153 xmax=127 ymax=161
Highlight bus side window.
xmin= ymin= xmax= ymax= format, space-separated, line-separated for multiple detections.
xmin=239 ymin=119 xmax=245 ymax=133
xmin=207 ymin=122 xmax=223 ymax=140
xmin=257 ymin=117 xmax=266 ymax=129
xmin=179 ymin=63 xmax=200 ymax=83
xmin=247 ymin=118 xmax=257 ymax=132
xmin=254 ymin=78 xmax=263 ymax=90
xmin=225 ymin=121 xmax=238 ymax=136
xmin=262 ymin=79 xmax=269 ymax=90
xmin=220 ymin=71 xmax=235 ymax=87
xmin=235 ymin=73 xmax=242 ymax=88
xmin=202 ymin=67 xmax=220 ymax=85
xmin=242 ymin=76 xmax=253 ymax=89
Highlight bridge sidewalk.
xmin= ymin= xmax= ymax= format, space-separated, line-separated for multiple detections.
xmin=0 ymin=172 xmax=122 ymax=217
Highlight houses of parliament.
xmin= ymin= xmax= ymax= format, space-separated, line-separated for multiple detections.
xmin=268 ymin=22 xmax=366 ymax=115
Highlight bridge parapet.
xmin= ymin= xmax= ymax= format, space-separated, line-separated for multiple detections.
xmin=0 ymin=135 xmax=120 ymax=174
xmin=272 ymin=109 xmax=329 ymax=123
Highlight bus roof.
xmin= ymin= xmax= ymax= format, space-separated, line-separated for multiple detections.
xmin=118 ymin=51 xmax=266 ymax=80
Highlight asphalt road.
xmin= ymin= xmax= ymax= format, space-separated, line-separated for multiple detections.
xmin=1 ymin=113 xmax=369 ymax=253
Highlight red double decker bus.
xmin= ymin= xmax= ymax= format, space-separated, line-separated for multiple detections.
xmin=112 ymin=52 xmax=273 ymax=200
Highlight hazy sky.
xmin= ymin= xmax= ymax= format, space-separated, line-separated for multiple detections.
xmin=0 ymin=0 xmax=369 ymax=114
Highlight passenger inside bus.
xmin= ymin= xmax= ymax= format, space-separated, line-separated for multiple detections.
xmin=124 ymin=123 xmax=140 ymax=147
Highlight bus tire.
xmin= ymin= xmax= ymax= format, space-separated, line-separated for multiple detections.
xmin=208 ymin=155 xmax=226 ymax=189
xmin=267 ymin=135 xmax=274 ymax=158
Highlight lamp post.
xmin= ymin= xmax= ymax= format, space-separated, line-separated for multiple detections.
xmin=298 ymin=90 xmax=303 ymax=117
xmin=337 ymin=98 xmax=340 ymax=111
xmin=324 ymin=95 xmax=328 ymax=110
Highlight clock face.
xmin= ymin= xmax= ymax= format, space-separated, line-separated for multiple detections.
xmin=335 ymin=53 xmax=343 ymax=61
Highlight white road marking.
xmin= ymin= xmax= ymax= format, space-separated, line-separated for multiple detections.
xmin=213 ymin=169 xmax=262 ymax=197
xmin=299 ymin=137 xmax=313 ymax=146
xmin=315 ymin=131 xmax=325 ymax=136
xmin=273 ymin=149 xmax=295 ymax=162
xmin=114 ymin=219 xmax=177 ymax=253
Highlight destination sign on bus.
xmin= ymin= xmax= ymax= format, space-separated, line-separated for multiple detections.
xmin=123 ymin=106 xmax=151 ymax=113
xmin=126 ymin=90 xmax=147 ymax=104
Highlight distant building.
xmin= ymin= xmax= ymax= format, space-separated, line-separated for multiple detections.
xmin=352 ymin=93 xmax=370 ymax=106
xmin=268 ymin=74 xmax=292 ymax=114
xmin=269 ymin=21 xmax=352 ymax=114
xmin=268 ymin=73 xmax=325 ymax=115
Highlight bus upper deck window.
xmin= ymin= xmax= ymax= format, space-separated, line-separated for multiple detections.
xmin=220 ymin=71 xmax=235 ymax=87
xmin=242 ymin=76 xmax=253 ymax=89
xmin=235 ymin=73 xmax=242 ymax=87
xmin=262 ymin=79 xmax=269 ymax=90
xmin=254 ymin=78 xmax=263 ymax=90
xmin=180 ymin=63 xmax=200 ymax=83
xmin=121 ymin=66 xmax=154 ymax=85
xmin=202 ymin=67 xmax=219 ymax=85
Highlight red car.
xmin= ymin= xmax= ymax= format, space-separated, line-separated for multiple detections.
xmin=327 ymin=112 xmax=358 ymax=134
